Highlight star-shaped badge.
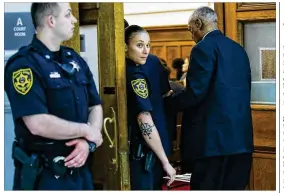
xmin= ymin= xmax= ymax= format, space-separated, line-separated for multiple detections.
xmin=70 ymin=60 xmax=80 ymax=72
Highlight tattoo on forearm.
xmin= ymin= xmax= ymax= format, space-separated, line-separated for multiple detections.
xmin=137 ymin=113 xmax=153 ymax=139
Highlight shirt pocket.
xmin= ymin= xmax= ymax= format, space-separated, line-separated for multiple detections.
xmin=76 ymin=73 xmax=90 ymax=105
xmin=45 ymin=78 xmax=75 ymax=120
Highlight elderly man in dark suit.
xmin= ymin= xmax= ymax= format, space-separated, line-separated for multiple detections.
xmin=173 ymin=6 xmax=253 ymax=190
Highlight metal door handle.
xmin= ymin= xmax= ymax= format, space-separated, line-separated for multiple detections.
xmin=103 ymin=117 xmax=114 ymax=148
xmin=103 ymin=107 xmax=118 ymax=174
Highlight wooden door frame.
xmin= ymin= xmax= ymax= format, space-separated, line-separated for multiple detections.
xmin=76 ymin=3 xmax=130 ymax=190
xmin=214 ymin=3 xmax=225 ymax=34
xmin=97 ymin=3 xmax=130 ymax=190
xmin=216 ymin=3 xmax=276 ymax=44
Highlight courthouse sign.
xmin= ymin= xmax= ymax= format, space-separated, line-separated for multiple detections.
xmin=4 ymin=12 xmax=35 ymax=50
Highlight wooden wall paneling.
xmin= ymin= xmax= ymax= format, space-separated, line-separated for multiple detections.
xmin=150 ymin=37 xmax=195 ymax=79
xmin=251 ymin=108 xmax=276 ymax=152
xmin=181 ymin=45 xmax=193 ymax=60
xmin=167 ymin=46 xmax=180 ymax=79
xmin=162 ymin=45 xmax=167 ymax=63
xmin=177 ymin=45 xmax=181 ymax=60
xmin=166 ymin=46 xmax=179 ymax=62
xmin=79 ymin=3 xmax=99 ymax=25
xmin=214 ymin=3 xmax=274 ymax=42
xmin=149 ymin=30 xmax=191 ymax=42
xmin=146 ymin=25 xmax=188 ymax=32
xmin=225 ymin=3 xmax=276 ymax=46
xmin=224 ymin=3 xmax=237 ymax=42
xmin=237 ymin=22 xmax=244 ymax=46
xmin=151 ymin=44 xmax=165 ymax=59
xmin=251 ymin=105 xmax=276 ymax=111
xmin=146 ymin=25 xmax=192 ymax=42
xmin=237 ymin=3 xmax=276 ymax=12
xmin=252 ymin=153 xmax=276 ymax=190
xmin=236 ymin=10 xmax=276 ymax=21
xmin=158 ymin=41 xmax=195 ymax=46
xmin=79 ymin=2 xmax=99 ymax=9
xmin=79 ymin=9 xmax=99 ymax=25
xmin=214 ymin=3 xmax=225 ymax=33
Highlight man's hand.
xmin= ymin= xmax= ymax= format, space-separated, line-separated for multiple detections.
xmin=162 ymin=162 xmax=176 ymax=186
xmin=64 ymin=139 xmax=89 ymax=168
xmin=85 ymin=122 xmax=103 ymax=147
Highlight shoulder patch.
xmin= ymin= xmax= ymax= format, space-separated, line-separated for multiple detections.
xmin=12 ymin=68 xmax=33 ymax=95
xmin=131 ymin=78 xmax=148 ymax=99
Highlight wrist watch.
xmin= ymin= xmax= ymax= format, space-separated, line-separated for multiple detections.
xmin=87 ymin=141 xmax=97 ymax=152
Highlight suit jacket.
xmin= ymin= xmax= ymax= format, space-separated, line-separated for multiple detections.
xmin=174 ymin=30 xmax=253 ymax=160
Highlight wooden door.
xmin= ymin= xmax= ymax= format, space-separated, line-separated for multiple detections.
xmin=215 ymin=2 xmax=276 ymax=190
xmin=71 ymin=3 xmax=130 ymax=190
xmin=95 ymin=3 xmax=130 ymax=190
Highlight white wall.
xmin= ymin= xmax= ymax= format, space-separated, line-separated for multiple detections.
xmin=5 ymin=2 xmax=31 ymax=12
xmin=124 ymin=2 xmax=214 ymax=27
xmin=80 ymin=25 xmax=100 ymax=93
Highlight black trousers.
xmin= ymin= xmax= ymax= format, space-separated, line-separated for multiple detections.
xmin=190 ymin=153 xmax=252 ymax=190
xmin=130 ymin=156 xmax=163 ymax=190
xmin=13 ymin=165 xmax=94 ymax=190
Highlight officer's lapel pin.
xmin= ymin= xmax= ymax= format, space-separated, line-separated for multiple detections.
xmin=49 ymin=72 xmax=61 ymax=78
xmin=70 ymin=60 xmax=80 ymax=72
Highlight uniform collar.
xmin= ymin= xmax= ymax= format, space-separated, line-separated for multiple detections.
xmin=30 ymin=35 xmax=73 ymax=61
xmin=126 ymin=57 xmax=141 ymax=67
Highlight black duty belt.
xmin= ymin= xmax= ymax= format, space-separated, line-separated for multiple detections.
xmin=22 ymin=141 xmax=73 ymax=154
xmin=41 ymin=155 xmax=79 ymax=178
xmin=14 ymin=139 xmax=77 ymax=179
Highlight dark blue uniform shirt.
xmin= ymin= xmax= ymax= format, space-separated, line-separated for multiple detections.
xmin=4 ymin=36 xmax=101 ymax=156
xmin=127 ymin=56 xmax=171 ymax=156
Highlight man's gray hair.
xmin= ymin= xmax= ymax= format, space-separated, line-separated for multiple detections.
xmin=190 ymin=6 xmax=218 ymax=24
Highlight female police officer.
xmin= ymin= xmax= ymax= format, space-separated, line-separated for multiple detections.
xmin=125 ymin=25 xmax=176 ymax=190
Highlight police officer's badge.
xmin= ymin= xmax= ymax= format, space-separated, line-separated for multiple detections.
xmin=131 ymin=79 xmax=148 ymax=99
xmin=12 ymin=68 xmax=33 ymax=95
xmin=70 ymin=60 xmax=80 ymax=72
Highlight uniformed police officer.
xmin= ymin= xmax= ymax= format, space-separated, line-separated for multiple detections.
xmin=125 ymin=25 xmax=176 ymax=190
xmin=4 ymin=3 xmax=103 ymax=190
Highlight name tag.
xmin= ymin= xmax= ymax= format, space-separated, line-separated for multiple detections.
xmin=49 ymin=72 xmax=61 ymax=78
